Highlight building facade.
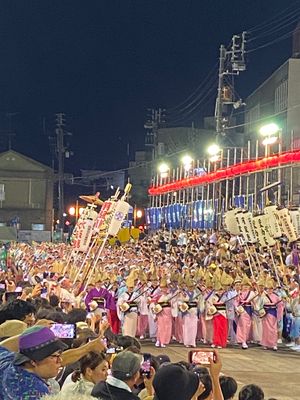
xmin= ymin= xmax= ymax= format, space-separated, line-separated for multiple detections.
xmin=0 ymin=150 xmax=54 ymax=231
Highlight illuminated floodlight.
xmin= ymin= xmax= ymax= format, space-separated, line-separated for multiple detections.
xmin=181 ymin=155 xmax=193 ymax=171
xmin=262 ymin=136 xmax=278 ymax=146
xmin=207 ymin=144 xmax=220 ymax=156
xmin=259 ymin=123 xmax=279 ymax=137
xmin=158 ymin=163 xmax=169 ymax=174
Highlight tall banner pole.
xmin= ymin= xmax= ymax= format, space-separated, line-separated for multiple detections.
xmin=202 ymin=159 xmax=206 ymax=201
xmin=225 ymin=148 xmax=230 ymax=211
xmin=239 ymin=147 xmax=243 ymax=197
xmin=232 ymin=147 xmax=237 ymax=207
xmin=254 ymin=140 xmax=259 ymax=210
xmin=246 ymin=141 xmax=250 ymax=209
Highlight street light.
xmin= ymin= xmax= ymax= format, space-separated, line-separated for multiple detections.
xmin=259 ymin=123 xmax=280 ymax=137
xmin=181 ymin=155 xmax=193 ymax=171
xmin=136 ymin=209 xmax=143 ymax=219
xmin=207 ymin=144 xmax=220 ymax=156
xmin=158 ymin=162 xmax=169 ymax=178
xmin=259 ymin=123 xmax=281 ymax=205
xmin=69 ymin=206 xmax=76 ymax=216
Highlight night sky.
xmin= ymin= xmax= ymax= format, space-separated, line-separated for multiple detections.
xmin=0 ymin=0 xmax=299 ymax=173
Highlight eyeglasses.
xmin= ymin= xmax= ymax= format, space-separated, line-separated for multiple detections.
xmin=49 ymin=352 xmax=62 ymax=362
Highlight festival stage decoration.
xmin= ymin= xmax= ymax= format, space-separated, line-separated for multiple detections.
xmin=66 ymin=185 xmax=132 ymax=285
xmin=235 ymin=211 xmax=257 ymax=244
xmin=224 ymin=209 xmax=241 ymax=236
xmin=276 ymin=208 xmax=298 ymax=243
xmin=148 ymin=149 xmax=300 ymax=195
xmin=263 ymin=205 xmax=282 ymax=239
xmin=252 ymin=214 xmax=276 ymax=248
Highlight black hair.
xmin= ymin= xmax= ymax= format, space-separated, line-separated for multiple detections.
xmin=49 ymin=294 xmax=60 ymax=308
xmin=46 ymin=310 xmax=67 ymax=323
xmin=115 ymin=335 xmax=141 ymax=350
xmin=35 ymin=306 xmax=54 ymax=320
xmin=220 ymin=376 xmax=238 ymax=400
xmin=0 ymin=300 xmax=36 ymax=324
xmin=67 ymin=308 xmax=88 ymax=324
xmin=31 ymin=297 xmax=50 ymax=311
xmin=72 ymin=351 xmax=106 ymax=382
xmin=196 ymin=371 xmax=212 ymax=400
xmin=239 ymin=384 xmax=264 ymax=400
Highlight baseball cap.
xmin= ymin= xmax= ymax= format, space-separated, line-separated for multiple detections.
xmin=111 ymin=351 xmax=143 ymax=380
xmin=13 ymin=326 xmax=68 ymax=365
xmin=153 ymin=363 xmax=199 ymax=400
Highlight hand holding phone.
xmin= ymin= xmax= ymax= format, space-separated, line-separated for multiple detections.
xmin=50 ymin=323 xmax=76 ymax=339
xmin=188 ymin=349 xmax=216 ymax=366
xmin=140 ymin=353 xmax=151 ymax=378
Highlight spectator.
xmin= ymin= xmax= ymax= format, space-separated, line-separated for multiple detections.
xmin=61 ymin=351 xmax=108 ymax=395
xmin=0 ymin=319 xmax=27 ymax=340
xmin=0 ymin=299 xmax=36 ymax=325
xmin=239 ymin=384 xmax=264 ymax=400
xmin=193 ymin=367 xmax=212 ymax=400
xmin=0 ymin=326 xmax=68 ymax=399
xmin=152 ymin=363 xmax=204 ymax=400
xmin=219 ymin=376 xmax=238 ymax=400
xmin=92 ymin=350 xmax=143 ymax=400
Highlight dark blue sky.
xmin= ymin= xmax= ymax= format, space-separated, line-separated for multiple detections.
xmin=0 ymin=0 xmax=299 ymax=171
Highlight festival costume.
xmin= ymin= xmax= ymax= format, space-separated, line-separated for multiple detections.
xmin=179 ymin=287 xmax=199 ymax=347
xmin=261 ymin=283 xmax=282 ymax=349
xmin=236 ymin=285 xmax=255 ymax=347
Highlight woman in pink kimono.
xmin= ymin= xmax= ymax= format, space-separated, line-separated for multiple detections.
xmin=178 ymin=279 xmax=199 ymax=347
xmin=235 ymin=275 xmax=255 ymax=349
xmin=154 ymin=277 xmax=175 ymax=348
xmin=261 ymin=278 xmax=282 ymax=351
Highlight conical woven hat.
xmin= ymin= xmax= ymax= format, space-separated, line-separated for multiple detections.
xmin=160 ymin=276 xmax=168 ymax=288
xmin=220 ymin=270 xmax=233 ymax=286
xmin=241 ymin=274 xmax=252 ymax=287
xmin=265 ymin=277 xmax=275 ymax=289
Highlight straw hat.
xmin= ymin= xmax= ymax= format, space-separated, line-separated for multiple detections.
xmin=0 ymin=320 xmax=27 ymax=338
xmin=265 ymin=277 xmax=275 ymax=289
xmin=241 ymin=274 xmax=252 ymax=287
xmin=160 ymin=276 xmax=168 ymax=288
xmin=220 ymin=270 xmax=233 ymax=286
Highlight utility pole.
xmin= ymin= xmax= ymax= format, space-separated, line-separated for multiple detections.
xmin=55 ymin=113 xmax=65 ymax=232
xmin=215 ymin=45 xmax=226 ymax=145
xmin=214 ymin=32 xmax=247 ymax=144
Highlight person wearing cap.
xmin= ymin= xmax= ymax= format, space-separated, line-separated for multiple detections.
xmin=92 ymin=350 xmax=142 ymax=400
xmin=152 ymin=363 xmax=204 ymax=400
xmin=0 ymin=326 xmax=68 ymax=399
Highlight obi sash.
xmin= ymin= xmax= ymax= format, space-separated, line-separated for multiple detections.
xmin=264 ymin=304 xmax=277 ymax=318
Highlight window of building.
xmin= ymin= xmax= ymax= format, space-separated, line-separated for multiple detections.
xmin=275 ymin=80 xmax=288 ymax=113
xmin=0 ymin=184 xmax=4 ymax=201
xmin=245 ymin=104 xmax=260 ymax=134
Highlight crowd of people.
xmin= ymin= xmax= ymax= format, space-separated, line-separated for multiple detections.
xmin=0 ymin=227 xmax=299 ymax=399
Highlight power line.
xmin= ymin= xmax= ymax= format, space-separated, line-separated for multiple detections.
xmin=247 ymin=27 xmax=297 ymax=53
xmin=224 ymin=102 xmax=300 ymax=131
xmin=246 ymin=1 xmax=300 ymax=34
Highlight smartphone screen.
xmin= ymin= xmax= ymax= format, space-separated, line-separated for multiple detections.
xmin=50 ymin=323 xmax=76 ymax=339
xmin=106 ymin=347 xmax=116 ymax=354
xmin=188 ymin=349 xmax=215 ymax=365
xmin=141 ymin=353 xmax=151 ymax=378
xmin=5 ymin=292 xmax=21 ymax=302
